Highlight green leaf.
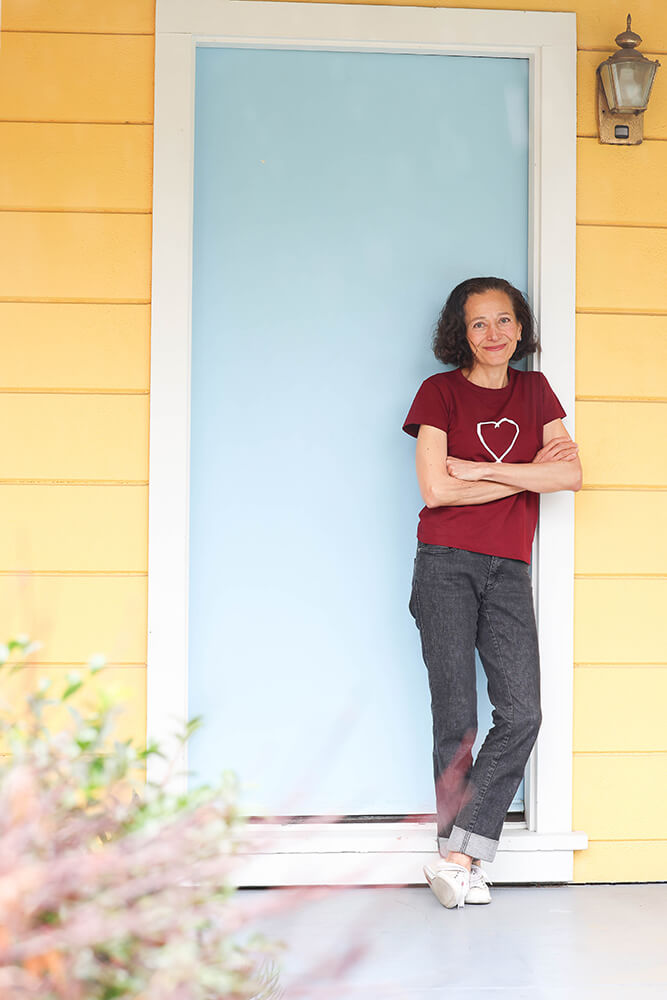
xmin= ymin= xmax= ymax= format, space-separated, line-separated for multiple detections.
xmin=62 ymin=671 xmax=83 ymax=700
xmin=62 ymin=680 xmax=83 ymax=700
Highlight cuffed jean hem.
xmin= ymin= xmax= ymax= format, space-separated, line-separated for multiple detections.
xmin=439 ymin=826 xmax=499 ymax=863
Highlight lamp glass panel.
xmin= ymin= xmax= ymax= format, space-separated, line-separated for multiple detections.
xmin=598 ymin=62 xmax=618 ymax=111
xmin=598 ymin=63 xmax=616 ymax=109
xmin=610 ymin=61 xmax=654 ymax=111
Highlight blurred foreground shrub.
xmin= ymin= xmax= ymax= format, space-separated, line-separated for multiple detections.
xmin=0 ymin=636 xmax=285 ymax=1000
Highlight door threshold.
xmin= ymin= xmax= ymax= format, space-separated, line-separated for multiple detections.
xmin=229 ymin=820 xmax=588 ymax=886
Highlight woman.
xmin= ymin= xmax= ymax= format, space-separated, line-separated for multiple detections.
xmin=402 ymin=276 xmax=582 ymax=910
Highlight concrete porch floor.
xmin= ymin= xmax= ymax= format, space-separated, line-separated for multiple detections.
xmin=237 ymin=882 xmax=667 ymax=999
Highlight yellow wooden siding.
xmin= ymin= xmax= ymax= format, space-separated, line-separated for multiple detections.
xmin=574 ymin=667 xmax=667 ymax=752
xmin=0 ymin=213 xmax=152 ymax=301
xmin=0 ymin=124 xmax=153 ymax=212
xmin=577 ymin=402 xmax=667 ymax=487
xmin=576 ymin=315 xmax=667 ymax=401
xmin=577 ymin=138 xmax=667 ymax=228
xmin=574 ymin=579 xmax=667 ymax=664
xmin=573 ymin=754 xmax=667 ymax=840
xmin=0 ymin=395 xmax=149 ymax=480
xmin=575 ymin=492 xmax=667 ymax=576
xmin=0 ymin=13 xmax=153 ymax=741
xmin=0 ymin=34 xmax=154 ymax=123
xmin=575 ymin=45 xmax=666 ymax=873
xmin=574 ymin=840 xmax=667 ymax=883
xmin=0 ymin=304 xmax=150 ymax=391
xmin=577 ymin=227 xmax=667 ymax=314
xmin=0 ymin=486 xmax=148 ymax=572
xmin=2 ymin=0 xmax=155 ymax=33
xmin=0 ymin=574 xmax=147 ymax=663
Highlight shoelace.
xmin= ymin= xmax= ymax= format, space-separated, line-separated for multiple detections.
xmin=470 ymin=867 xmax=493 ymax=888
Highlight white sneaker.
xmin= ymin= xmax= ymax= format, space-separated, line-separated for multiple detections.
xmin=423 ymin=861 xmax=470 ymax=909
xmin=465 ymin=863 xmax=492 ymax=904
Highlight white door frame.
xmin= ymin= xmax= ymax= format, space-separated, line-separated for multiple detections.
xmin=148 ymin=0 xmax=587 ymax=884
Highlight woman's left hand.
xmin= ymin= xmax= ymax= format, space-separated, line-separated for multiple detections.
xmin=446 ymin=457 xmax=493 ymax=481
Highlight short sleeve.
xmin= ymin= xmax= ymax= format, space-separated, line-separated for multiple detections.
xmin=539 ymin=372 xmax=567 ymax=425
xmin=402 ymin=377 xmax=450 ymax=438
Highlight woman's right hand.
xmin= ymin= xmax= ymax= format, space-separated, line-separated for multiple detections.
xmin=532 ymin=436 xmax=579 ymax=464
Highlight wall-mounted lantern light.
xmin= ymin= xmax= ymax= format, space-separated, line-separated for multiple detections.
xmin=597 ymin=14 xmax=660 ymax=145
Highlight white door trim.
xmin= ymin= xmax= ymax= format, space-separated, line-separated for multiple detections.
xmin=148 ymin=1 xmax=584 ymax=883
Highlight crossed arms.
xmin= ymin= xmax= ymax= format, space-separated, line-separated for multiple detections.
xmin=416 ymin=418 xmax=583 ymax=509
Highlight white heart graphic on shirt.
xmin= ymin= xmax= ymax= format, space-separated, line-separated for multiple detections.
xmin=477 ymin=418 xmax=520 ymax=463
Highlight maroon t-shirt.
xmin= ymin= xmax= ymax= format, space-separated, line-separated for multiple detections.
xmin=402 ymin=367 xmax=566 ymax=563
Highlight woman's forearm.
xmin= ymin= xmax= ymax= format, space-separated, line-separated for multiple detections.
xmin=479 ymin=459 xmax=582 ymax=493
xmin=425 ymin=477 xmax=523 ymax=508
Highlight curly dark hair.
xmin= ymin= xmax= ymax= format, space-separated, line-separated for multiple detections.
xmin=432 ymin=277 xmax=539 ymax=368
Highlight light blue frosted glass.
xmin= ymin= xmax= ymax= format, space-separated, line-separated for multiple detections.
xmin=190 ymin=47 xmax=529 ymax=817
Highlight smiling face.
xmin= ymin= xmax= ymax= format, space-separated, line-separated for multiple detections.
xmin=463 ymin=289 xmax=522 ymax=373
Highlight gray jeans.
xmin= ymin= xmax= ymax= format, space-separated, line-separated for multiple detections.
xmin=409 ymin=542 xmax=542 ymax=863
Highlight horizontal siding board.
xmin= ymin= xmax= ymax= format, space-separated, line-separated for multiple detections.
xmin=574 ymin=666 xmax=667 ymax=752
xmin=576 ymin=227 xmax=667 ymax=314
xmin=576 ymin=314 xmax=667 ymax=400
xmin=0 ymin=485 xmax=147 ymax=572
xmin=0 ymin=303 xmax=150 ymax=390
xmin=0 ymin=394 xmax=149 ymax=480
xmin=0 ymin=575 xmax=147 ymax=663
xmin=577 ymin=50 xmax=667 ymax=140
xmin=577 ymin=401 xmax=667 ymax=487
xmin=574 ymin=578 xmax=667 ymax=664
xmin=0 ymin=34 xmax=154 ymax=123
xmin=573 ymin=753 xmax=667 ymax=840
xmin=0 ymin=213 xmax=152 ymax=302
xmin=2 ymin=0 xmax=155 ymax=33
xmin=573 ymin=839 xmax=667 ymax=883
xmin=575 ymin=491 xmax=667 ymax=575
xmin=0 ymin=123 xmax=153 ymax=212
xmin=577 ymin=138 xmax=667 ymax=228
xmin=1 ymin=665 xmax=146 ymax=748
